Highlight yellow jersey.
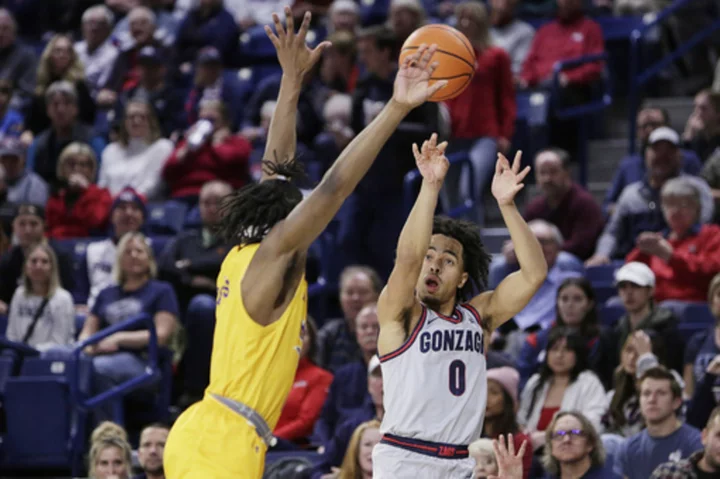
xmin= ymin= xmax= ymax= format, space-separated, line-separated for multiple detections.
xmin=206 ymin=243 xmax=308 ymax=429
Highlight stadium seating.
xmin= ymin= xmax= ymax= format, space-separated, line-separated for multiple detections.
xmin=600 ymin=302 xmax=626 ymax=328
xmin=146 ymin=201 xmax=189 ymax=236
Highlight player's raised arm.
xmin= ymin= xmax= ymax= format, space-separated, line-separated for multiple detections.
xmin=260 ymin=45 xmax=447 ymax=255
xmin=377 ymin=134 xmax=448 ymax=325
xmin=261 ymin=8 xmax=330 ymax=182
xmin=470 ymin=152 xmax=547 ymax=330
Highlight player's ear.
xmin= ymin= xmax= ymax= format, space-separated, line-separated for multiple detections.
xmin=458 ymin=271 xmax=469 ymax=290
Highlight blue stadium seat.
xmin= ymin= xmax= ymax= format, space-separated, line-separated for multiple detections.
xmin=265 ymin=450 xmax=321 ymax=466
xmin=0 ymin=356 xmax=93 ymax=470
xmin=586 ymin=261 xmax=623 ymax=285
xmin=659 ymin=301 xmax=714 ymax=325
xmin=149 ymin=235 xmax=173 ymax=259
xmin=146 ymin=201 xmax=189 ymax=236
xmin=595 ymin=15 xmax=645 ymax=42
xmin=600 ymin=302 xmax=626 ymax=328
xmin=184 ymin=205 xmax=202 ymax=230
xmin=678 ymin=322 xmax=711 ymax=343
xmin=0 ymin=354 xmax=15 ymax=396
xmin=592 ymin=282 xmax=617 ymax=304
xmin=0 ymin=313 xmax=7 ymax=337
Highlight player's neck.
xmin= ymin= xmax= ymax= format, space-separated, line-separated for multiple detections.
xmin=559 ymin=456 xmax=592 ymax=479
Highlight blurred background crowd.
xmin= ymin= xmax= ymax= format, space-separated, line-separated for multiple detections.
xmin=1 ymin=0 xmax=720 ymax=478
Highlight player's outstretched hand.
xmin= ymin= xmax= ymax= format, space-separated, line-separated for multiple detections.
xmin=491 ymin=151 xmax=530 ymax=207
xmin=488 ymin=434 xmax=526 ymax=479
xmin=412 ymin=133 xmax=449 ymax=189
xmin=265 ymin=7 xmax=331 ymax=81
xmin=393 ymin=44 xmax=447 ymax=109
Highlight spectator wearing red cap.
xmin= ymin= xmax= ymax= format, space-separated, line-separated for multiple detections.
xmin=82 ymin=187 xmax=146 ymax=309
xmin=46 ymin=142 xmax=112 ymax=239
xmin=484 ymin=367 xmax=532 ymax=478
xmin=164 ymin=99 xmax=250 ymax=203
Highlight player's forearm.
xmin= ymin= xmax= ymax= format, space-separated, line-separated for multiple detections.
xmin=499 ymin=203 xmax=547 ymax=284
xmin=261 ymin=74 xmax=301 ymax=181
xmin=319 ymin=99 xmax=410 ymax=198
xmin=396 ymin=180 xmax=441 ymax=267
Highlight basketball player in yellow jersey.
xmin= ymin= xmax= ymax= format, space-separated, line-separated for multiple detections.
xmin=163 ymin=7 xmax=448 ymax=478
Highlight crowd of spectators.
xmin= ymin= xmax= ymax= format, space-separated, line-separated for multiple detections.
xmin=2 ymin=0 xmax=720 ymax=478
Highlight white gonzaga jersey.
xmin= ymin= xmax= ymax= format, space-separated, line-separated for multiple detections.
xmin=379 ymin=303 xmax=487 ymax=445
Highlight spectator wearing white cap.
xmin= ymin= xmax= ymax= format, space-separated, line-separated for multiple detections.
xmin=608 ymin=262 xmax=682 ymax=373
xmin=587 ymin=127 xmax=714 ymax=266
xmin=626 ymin=176 xmax=720 ymax=303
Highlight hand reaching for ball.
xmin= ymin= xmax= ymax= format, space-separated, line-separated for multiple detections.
xmin=491 ymin=151 xmax=530 ymax=207
xmin=393 ymin=44 xmax=448 ymax=109
xmin=412 ymin=133 xmax=449 ymax=190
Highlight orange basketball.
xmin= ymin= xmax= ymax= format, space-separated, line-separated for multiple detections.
xmin=399 ymin=24 xmax=475 ymax=102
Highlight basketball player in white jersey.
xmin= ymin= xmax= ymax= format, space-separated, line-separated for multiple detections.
xmin=373 ymin=134 xmax=547 ymax=478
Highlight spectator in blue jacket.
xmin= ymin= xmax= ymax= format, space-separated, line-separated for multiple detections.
xmin=604 ymin=107 xmax=702 ymax=216
xmin=310 ymin=355 xmax=384 ymax=479
xmin=313 ymin=304 xmax=379 ymax=444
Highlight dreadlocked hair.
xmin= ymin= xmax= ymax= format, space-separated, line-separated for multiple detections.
xmin=215 ymin=157 xmax=307 ymax=244
xmin=432 ymin=216 xmax=491 ymax=300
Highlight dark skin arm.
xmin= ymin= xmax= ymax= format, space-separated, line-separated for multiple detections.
xmin=242 ymin=10 xmax=448 ymax=326
xmin=260 ymin=9 xmax=330 ymax=182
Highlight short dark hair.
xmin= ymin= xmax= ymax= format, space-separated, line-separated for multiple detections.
xmin=639 ymin=366 xmax=682 ymax=399
xmin=214 ymin=158 xmax=307 ymax=245
xmin=140 ymin=422 xmax=169 ymax=434
xmin=537 ymin=147 xmax=571 ymax=170
xmin=431 ymin=216 xmax=491 ymax=300
xmin=358 ymin=25 xmax=399 ymax=59
xmin=641 ymin=105 xmax=670 ymax=125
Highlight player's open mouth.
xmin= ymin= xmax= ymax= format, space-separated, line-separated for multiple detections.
xmin=425 ymin=277 xmax=439 ymax=292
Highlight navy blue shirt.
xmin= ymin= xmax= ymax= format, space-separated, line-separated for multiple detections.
xmin=685 ymin=328 xmax=720 ymax=428
xmin=313 ymin=361 xmax=369 ymax=444
xmin=604 ymin=150 xmax=702 ymax=214
xmin=616 ymin=424 xmax=703 ymax=479
xmin=91 ymin=279 xmax=179 ymax=344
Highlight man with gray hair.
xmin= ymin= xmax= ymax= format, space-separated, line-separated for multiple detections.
xmin=626 ymin=176 xmax=720 ymax=303
xmin=587 ymin=126 xmax=714 ymax=266
xmin=26 ymin=81 xmax=106 ymax=187
xmin=505 ymin=219 xmax=583 ymax=335
xmin=75 ymin=5 xmax=119 ymax=99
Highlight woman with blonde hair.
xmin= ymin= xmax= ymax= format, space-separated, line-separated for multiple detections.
xmin=78 ymin=232 xmax=179 ymax=421
xmin=26 ymin=33 xmax=95 ymax=134
xmin=98 ymin=100 xmax=172 ymax=200
xmin=88 ymin=421 xmax=132 ymax=479
xmin=46 ymin=142 xmax=112 ymax=239
xmin=338 ymin=419 xmax=381 ymax=479
xmin=6 ymin=243 xmax=74 ymax=350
